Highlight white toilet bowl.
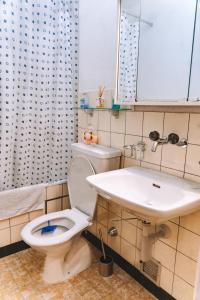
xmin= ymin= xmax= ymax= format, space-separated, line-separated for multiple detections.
xmin=21 ymin=208 xmax=92 ymax=283
xmin=21 ymin=143 xmax=121 ymax=284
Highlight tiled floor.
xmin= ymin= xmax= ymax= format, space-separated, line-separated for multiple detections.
xmin=0 ymin=246 xmax=156 ymax=300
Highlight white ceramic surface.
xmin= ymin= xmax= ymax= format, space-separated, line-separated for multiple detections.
xmin=21 ymin=143 xmax=121 ymax=283
xmin=87 ymin=167 xmax=200 ymax=223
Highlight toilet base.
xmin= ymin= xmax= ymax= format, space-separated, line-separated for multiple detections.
xmin=43 ymin=237 xmax=92 ymax=284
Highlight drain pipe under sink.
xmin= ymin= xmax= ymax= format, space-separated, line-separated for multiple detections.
xmin=141 ymin=222 xmax=171 ymax=262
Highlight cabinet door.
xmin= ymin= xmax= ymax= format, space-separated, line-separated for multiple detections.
xmin=189 ymin=0 xmax=200 ymax=102
xmin=137 ymin=0 xmax=196 ymax=102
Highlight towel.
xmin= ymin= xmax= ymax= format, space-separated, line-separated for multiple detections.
xmin=0 ymin=183 xmax=46 ymax=220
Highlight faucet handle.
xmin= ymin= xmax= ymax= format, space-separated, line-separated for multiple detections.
xmin=149 ymin=131 xmax=160 ymax=141
xmin=168 ymin=133 xmax=179 ymax=144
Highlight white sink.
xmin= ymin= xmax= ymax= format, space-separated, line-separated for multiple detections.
xmin=87 ymin=167 xmax=200 ymax=223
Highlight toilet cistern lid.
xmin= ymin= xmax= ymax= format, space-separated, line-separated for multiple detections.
xmin=68 ymin=156 xmax=97 ymax=219
xmin=71 ymin=143 xmax=121 ymax=159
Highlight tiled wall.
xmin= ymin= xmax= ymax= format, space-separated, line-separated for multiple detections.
xmin=78 ymin=108 xmax=200 ymax=300
xmin=0 ymin=183 xmax=69 ymax=248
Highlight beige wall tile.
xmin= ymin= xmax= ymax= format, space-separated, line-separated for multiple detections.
xmin=185 ymin=144 xmax=200 ymax=176
xmin=111 ymin=133 xmax=124 ymax=150
xmin=62 ymin=183 xmax=68 ymax=196
xmin=0 ymin=228 xmax=10 ymax=247
xmin=188 ymin=114 xmax=200 ymax=145
xmin=121 ymin=220 xmax=137 ymax=246
xmin=46 ymin=184 xmax=62 ymax=200
xmin=143 ymin=112 xmax=164 ymax=138
xmin=123 ymin=156 xmax=140 ymax=167
xmin=180 ymin=210 xmax=200 ymax=235
xmin=97 ymin=131 xmax=111 ymax=147
xmin=98 ymin=111 xmax=111 ymax=131
xmin=184 ymin=173 xmax=200 ymax=183
xmin=108 ymin=235 xmax=121 ymax=254
xmin=108 ymin=212 xmax=121 ymax=236
xmin=161 ymin=144 xmax=186 ymax=171
xmin=173 ymin=275 xmax=194 ymax=300
xmin=178 ymin=227 xmax=200 ymax=261
xmin=124 ymin=135 xmax=143 ymax=159
xmin=121 ymin=238 xmax=135 ymax=265
xmin=111 ymin=111 xmax=125 ymax=134
xmin=0 ymin=219 xmax=9 ymax=230
xmin=97 ymin=223 xmax=108 ymax=244
xmin=29 ymin=210 xmax=44 ymax=221
xmin=97 ymin=205 xmax=108 ymax=227
xmin=159 ymin=221 xmax=178 ymax=249
xmin=175 ymin=252 xmax=196 ymax=285
xmin=11 ymin=223 xmax=27 ymax=243
xmin=143 ymin=137 xmax=162 ymax=165
xmin=47 ymin=198 xmax=62 ymax=213
xmin=163 ymin=113 xmax=189 ymax=138
xmin=121 ymin=209 xmax=137 ymax=226
xmin=160 ymin=266 xmax=173 ymax=295
xmin=153 ymin=240 xmax=176 ymax=272
xmin=78 ymin=110 xmax=88 ymax=128
xmin=136 ymin=228 xmax=142 ymax=250
xmin=135 ymin=248 xmax=141 ymax=269
xmin=78 ymin=127 xmax=85 ymax=142
xmin=141 ymin=161 xmax=160 ymax=171
xmin=10 ymin=213 xmax=29 ymax=227
xmin=87 ymin=111 xmax=98 ymax=130
xmin=161 ymin=166 xmax=183 ymax=177
xmin=126 ymin=111 xmax=143 ymax=136
xmin=108 ymin=202 xmax=121 ymax=217
xmin=170 ymin=217 xmax=180 ymax=225
xmin=62 ymin=196 xmax=70 ymax=210
xmin=98 ymin=196 xmax=108 ymax=210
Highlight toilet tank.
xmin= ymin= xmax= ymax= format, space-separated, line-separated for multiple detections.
xmin=71 ymin=143 xmax=121 ymax=173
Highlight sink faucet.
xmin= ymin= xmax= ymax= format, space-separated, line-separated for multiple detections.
xmin=149 ymin=131 xmax=168 ymax=152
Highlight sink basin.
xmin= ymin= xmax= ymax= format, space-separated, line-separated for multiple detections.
xmin=87 ymin=167 xmax=200 ymax=223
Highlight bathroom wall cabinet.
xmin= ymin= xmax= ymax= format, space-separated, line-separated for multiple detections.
xmin=116 ymin=0 xmax=200 ymax=105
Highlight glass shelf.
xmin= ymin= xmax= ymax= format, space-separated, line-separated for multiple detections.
xmin=74 ymin=107 xmax=131 ymax=118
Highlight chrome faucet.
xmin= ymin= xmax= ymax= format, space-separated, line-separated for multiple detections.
xmin=149 ymin=131 xmax=188 ymax=152
xmin=149 ymin=131 xmax=168 ymax=152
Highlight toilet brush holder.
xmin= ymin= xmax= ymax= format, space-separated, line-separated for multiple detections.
xmin=99 ymin=255 xmax=113 ymax=277
xmin=98 ymin=228 xmax=113 ymax=277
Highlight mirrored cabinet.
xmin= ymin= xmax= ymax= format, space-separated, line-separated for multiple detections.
xmin=116 ymin=0 xmax=200 ymax=105
xmin=189 ymin=0 xmax=200 ymax=101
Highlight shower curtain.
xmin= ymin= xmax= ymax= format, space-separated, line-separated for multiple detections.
xmin=0 ymin=0 xmax=79 ymax=190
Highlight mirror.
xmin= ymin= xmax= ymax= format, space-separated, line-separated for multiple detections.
xmin=116 ymin=0 xmax=199 ymax=104
xmin=189 ymin=0 xmax=200 ymax=101
xmin=117 ymin=0 xmax=140 ymax=104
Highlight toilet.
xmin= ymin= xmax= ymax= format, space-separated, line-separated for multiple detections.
xmin=21 ymin=143 xmax=121 ymax=284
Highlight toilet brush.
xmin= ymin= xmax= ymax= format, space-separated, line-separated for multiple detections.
xmin=98 ymin=228 xmax=113 ymax=277
xmin=99 ymin=228 xmax=106 ymax=260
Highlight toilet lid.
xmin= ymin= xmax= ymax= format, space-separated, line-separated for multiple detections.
xmin=68 ymin=156 xmax=97 ymax=219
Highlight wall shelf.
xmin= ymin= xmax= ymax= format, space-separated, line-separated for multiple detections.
xmin=74 ymin=107 xmax=131 ymax=118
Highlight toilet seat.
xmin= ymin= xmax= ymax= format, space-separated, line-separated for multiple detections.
xmin=21 ymin=208 xmax=90 ymax=247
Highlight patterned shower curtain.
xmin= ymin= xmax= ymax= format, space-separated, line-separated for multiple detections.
xmin=118 ymin=12 xmax=139 ymax=103
xmin=0 ymin=0 xmax=79 ymax=190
